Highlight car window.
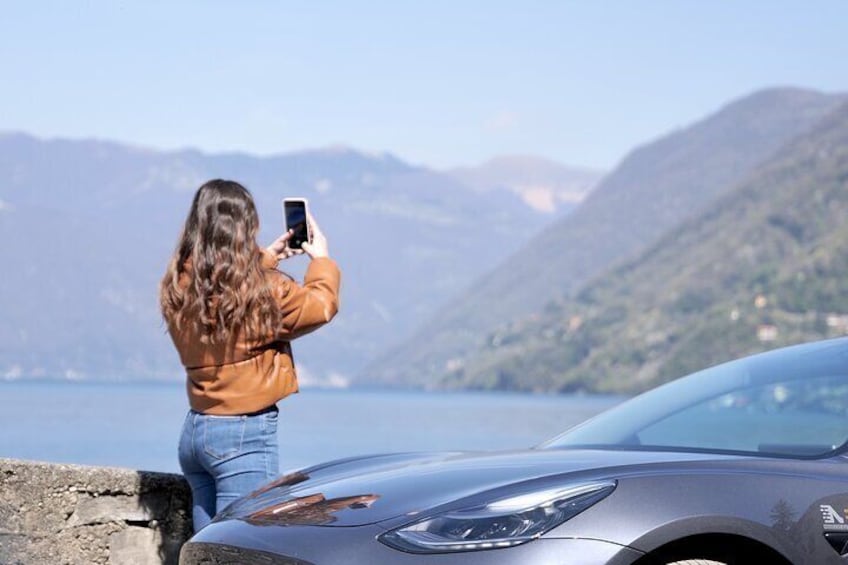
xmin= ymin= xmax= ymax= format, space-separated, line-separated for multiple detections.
xmin=542 ymin=339 xmax=848 ymax=458
xmin=636 ymin=374 xmax=848 ymax=455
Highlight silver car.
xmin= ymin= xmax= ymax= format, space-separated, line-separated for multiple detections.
xmin=181 ymin=338 xmax=848 ymax=564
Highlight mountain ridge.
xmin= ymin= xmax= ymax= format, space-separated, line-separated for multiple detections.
xmin=448 ymin=155 xmax=603 ymax=213
xmin=448 ymin=100 xmax=848 ymax=393
xmin=361 ymin=87 xmax=848 ymax=389
xmin=0 ymin=133 xmax=585 ymax=382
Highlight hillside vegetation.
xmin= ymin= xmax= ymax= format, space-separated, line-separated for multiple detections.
xmin=448 ymin=102 xmax=848 ymax=394
xmin=363 ymin=88 xmax=848 ymax=388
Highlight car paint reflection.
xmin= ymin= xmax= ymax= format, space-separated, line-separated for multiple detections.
xmin=246 ymin=493 xmax=380 ymax=526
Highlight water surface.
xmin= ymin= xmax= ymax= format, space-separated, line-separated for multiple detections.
xmin=0 ymin=381 xmax=622 ymax=473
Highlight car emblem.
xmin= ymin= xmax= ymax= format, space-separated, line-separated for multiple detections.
xmin=821 ymin=504 xmax=848 ymax=530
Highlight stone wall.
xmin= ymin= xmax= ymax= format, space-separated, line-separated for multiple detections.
xmin=0 ymin=458 xmax=192 ymax=565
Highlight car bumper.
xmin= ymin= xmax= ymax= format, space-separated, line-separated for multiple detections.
xmin=181 ymin=520 xmax=645 ymax=565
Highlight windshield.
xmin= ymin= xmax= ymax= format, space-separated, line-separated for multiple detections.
xmin=542 ymin=339 xmax=848 ymax=458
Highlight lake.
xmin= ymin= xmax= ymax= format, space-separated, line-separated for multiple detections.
xmin=0 ymin=381 xmax=622 ymax=474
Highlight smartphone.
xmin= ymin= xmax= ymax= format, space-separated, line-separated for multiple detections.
xmin=282 ymin=198 xmax=311 ymax=250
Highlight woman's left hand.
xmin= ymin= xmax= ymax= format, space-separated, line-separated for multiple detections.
xmin=266 ymin=230 xmax=303 ymax=260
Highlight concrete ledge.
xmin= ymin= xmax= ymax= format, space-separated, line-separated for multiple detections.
xmin=0 ymin=458 xmax=192 ymax=565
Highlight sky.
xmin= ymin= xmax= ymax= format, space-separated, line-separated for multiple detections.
xmin=2 ymin=1 xmax=847 ymax=170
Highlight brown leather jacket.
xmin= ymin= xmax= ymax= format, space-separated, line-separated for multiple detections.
xmin=167 ymin=251 xmax=340 ymax=415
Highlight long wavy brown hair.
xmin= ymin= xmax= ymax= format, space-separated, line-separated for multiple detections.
xmin=159 ymin=179 xmax=280 ymax=344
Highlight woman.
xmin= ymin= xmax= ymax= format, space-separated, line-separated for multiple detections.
xmin=160 ymin=179 xmax=340 ymax=531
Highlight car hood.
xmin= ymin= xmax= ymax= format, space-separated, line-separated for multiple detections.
xmin=217 ymin=448 xmax=741 ymax=527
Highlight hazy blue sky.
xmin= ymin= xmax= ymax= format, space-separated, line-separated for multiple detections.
xmin=2 ymin=1 xmax=846 ymax=169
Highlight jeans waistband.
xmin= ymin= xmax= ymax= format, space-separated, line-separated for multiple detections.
xmin=244 ymin=404 xmax=279 ymax=416
xmin=191 ymin=404 xmax=278 ymax=417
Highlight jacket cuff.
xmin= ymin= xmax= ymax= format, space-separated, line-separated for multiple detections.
xmin=305 ymin=257 xmax=341 ymax=284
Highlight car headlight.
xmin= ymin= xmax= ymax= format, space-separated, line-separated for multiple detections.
xmin=378 ymin=480 xmax=616 ymax=554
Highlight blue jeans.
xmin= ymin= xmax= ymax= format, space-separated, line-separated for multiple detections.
xmin=178 ymin=407 xmax=280 ymax=531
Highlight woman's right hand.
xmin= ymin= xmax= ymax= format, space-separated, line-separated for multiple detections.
xmin=301 ymin=213 xmax=329 ymax=259
xmin=266 ymin=229 xmax=303 ymax=261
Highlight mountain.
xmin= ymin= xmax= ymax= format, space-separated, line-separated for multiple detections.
xmin=0 ymin=135 xmax=573 ymax=382
xmin=447 ymin=100 xmax=848 ymax=394
xmin=362 ymin=88 xmax=848 ymax=388
xmin=447 ymin=156 xmax=602 ymax=213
